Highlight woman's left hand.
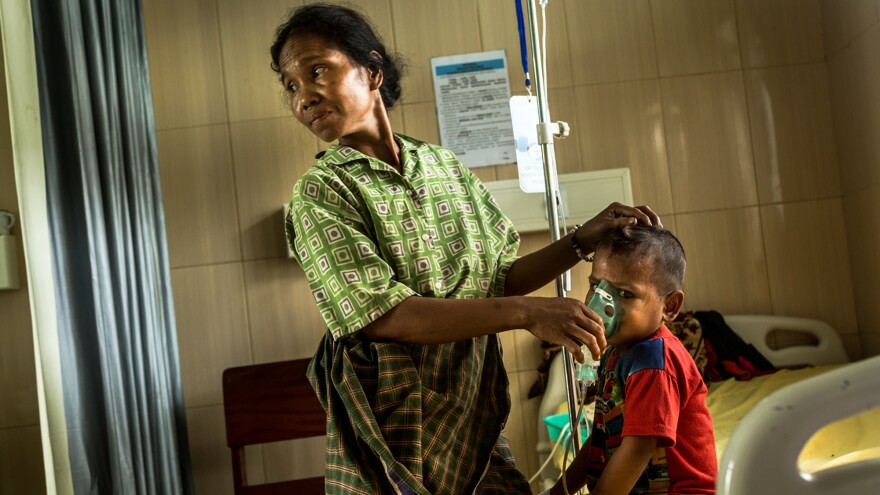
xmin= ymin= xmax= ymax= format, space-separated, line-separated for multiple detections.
xmin=574 ymin=202 xmax=661 ymax=254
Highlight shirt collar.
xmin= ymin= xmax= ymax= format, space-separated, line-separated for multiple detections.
xmin=315 ymin=134 xmax=426 ymax=169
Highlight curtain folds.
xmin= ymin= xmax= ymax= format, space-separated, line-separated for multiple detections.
xmin=30 ymin=0 xmax=193 ymax=493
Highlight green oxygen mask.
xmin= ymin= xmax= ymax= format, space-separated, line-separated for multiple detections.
xmin=587 ymin=279 xmax=623 ymax=339
xmin=576 ymin=279 xmax=624 ymax=384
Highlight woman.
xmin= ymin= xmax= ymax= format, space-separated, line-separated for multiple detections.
xmin=272 ymin=4 xmax=660 ymax=494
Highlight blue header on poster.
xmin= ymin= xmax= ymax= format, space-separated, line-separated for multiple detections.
xmin=434 ymin=59 xmax=505 ymax=76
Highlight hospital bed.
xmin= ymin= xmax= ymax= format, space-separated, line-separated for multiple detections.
xmin=536 ymin=314 xmax=880 ymax=494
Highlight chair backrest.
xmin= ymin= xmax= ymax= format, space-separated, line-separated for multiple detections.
xmin=222 ymin=358 xmax=325 ymax=494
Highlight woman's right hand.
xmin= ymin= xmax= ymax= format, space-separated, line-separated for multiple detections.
xmin=574 ymin=202 xmax=661 ymax=255
xmin=522 ymin=296 xmax=607 ymax=362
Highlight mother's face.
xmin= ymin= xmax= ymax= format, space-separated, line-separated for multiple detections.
xmin=277 ymin=33 xmax=383 ymax=143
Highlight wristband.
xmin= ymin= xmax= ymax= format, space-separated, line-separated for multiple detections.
xmin=570 ymin=224 xmax=594 ymax=262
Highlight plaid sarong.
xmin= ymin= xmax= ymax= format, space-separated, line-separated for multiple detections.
xmin=308 ymin=331 xmax=532 ymax=494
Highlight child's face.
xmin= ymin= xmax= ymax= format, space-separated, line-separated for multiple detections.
xmin=587 ymin=246 xmax=679 ymax=350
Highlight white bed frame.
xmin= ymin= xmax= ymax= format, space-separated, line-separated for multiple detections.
xmin=718 ymin=316 xmax=880 ymax=495
xmin=536 ymin=314 xmax=880 ymax=494
xmin=722 ymin=315 xmax=849 ymax=368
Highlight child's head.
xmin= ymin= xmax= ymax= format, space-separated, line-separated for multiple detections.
xmin=587 ymin=224 xmax=686 ymax=349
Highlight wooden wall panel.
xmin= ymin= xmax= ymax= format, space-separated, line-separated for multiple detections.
xmin=0 ymin=288 xmax=38 ymax=428
xmin=762 ymin=200 xmax=857 ymax=335
xmin=390 ymin=0 xmax=482 ymax=104
xmin=661 ymin=72 xmax=757 ymax=212
xmin=745 ymin=64 xmax=840 ymax=203
xmin=229 ymin=118 xmax=320 ymax=260
xmin=675 ymin=208 xmax=773 ymax=315
xmin=158 ymin=125 xmax=242 ymax=268
xmin=651 ymin=0 xmax=741 ymax=76
xmin=217 ymin=0 xmax=306 ymax=123
xmin=563 ymin=0 xmax=657 ymax=84
xmin=143 ymin=0 xmax=228 ymax=129
xmin=172 ymin=264 xmax=252 ymax=407
xmin=243 ymin=258 xmax=326 ymax=363
xmin=0 ymin=427 xmax=45 ymax=495
xmin=573 ymin=80 xmax=672 ymax=214
xmin=735 ymin=0 xmax=825 ymax=68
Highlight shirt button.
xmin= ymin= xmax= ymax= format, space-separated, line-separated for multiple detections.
xmin=406 ymin=190 xmax=413 ymax=196
xmin=436 ymin=281 xmax=443 ymax=290
xmin=422 ymin=234 xmax=430 ymax=241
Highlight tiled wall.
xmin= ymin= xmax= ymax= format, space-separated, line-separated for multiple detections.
xmin=141 ymin=0 xmax=866 ymax=493
xmin=821 ymin=0 xmax=880 ymax=356
xmin=0 ymin=41 xmax=46 ymax=494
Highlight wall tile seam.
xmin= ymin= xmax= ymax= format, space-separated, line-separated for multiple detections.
xmin=643 ymin=0 xmax=678 ymax=236
xmin=839 ymin=181 xmax=880 ymax=198
xmin=183 ymin=404 xmax=225 ymax=412
xmin=752 ymin=192 xmax=847 ymax=208
xmin=169 ymin=259 xmax=252 ymax=272
xmin=755 ymin=196 xmax=847 ymax=210
xmin=181 ymin=399 xmax=228 ymax=410
xmin=740 ymin=60 xmax=832 ymax=77
xmin=757 ymin=197 xmax=854 ymax=328
xmin=209 ymin=0 xmax=232 ymax=126
xmin=156 ymin=117 xmax=307 ymax=133
xmin=394 ymin=63 xmax=838 ymax=109
xmin=733 ymin=60 xmax=767 ymax=294
xmin=671 ymin=198 xmax=843 ymax=219
xmin=0 ymin=423 xmax=41 ymax=432
xmin=836 ymin=18 xmax=880 ymax=55
xmin=821 ymin=18 xmax=880 ymax=64
xmin=154 ymin=121 xmax=234 ymax=133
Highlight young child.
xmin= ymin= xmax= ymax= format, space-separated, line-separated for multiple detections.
xmin=545 ymin=224 xmax=717 ymax=495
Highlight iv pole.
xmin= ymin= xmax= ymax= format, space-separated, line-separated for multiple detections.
xmin=523 ymin=0 xmax=583 ymax=453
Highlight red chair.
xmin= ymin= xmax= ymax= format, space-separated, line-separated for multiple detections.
xmin=222 ymin=359 xmax=325 ymax=494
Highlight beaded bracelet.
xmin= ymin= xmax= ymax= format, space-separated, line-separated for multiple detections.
xmin=570 ymin=224 xmax=594 ymax=262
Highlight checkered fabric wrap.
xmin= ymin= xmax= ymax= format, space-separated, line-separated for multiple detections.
xmin=288 ymin=135 xmax=531 ymax=494
xmin=308 ymin=333 xmax=532 ymax=494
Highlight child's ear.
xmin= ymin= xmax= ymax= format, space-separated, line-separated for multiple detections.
xmin=661 ymin=290 xmax=684 ymax=323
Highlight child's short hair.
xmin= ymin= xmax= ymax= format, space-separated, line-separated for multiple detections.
xmin=594 ymin=224 xmax=686 ymax=295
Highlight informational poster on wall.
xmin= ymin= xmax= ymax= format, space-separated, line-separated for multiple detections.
xmin=431 ymin=50 xmax=515 ymax=168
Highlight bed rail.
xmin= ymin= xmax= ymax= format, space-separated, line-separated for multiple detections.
xmin=724 ymin=315 xmax=849 ymax=367
xmin=718 ymin=354 xmax=880 ymax=495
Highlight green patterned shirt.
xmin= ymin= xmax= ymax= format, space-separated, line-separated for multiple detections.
xmin=285 ymin=135 xmax=532 ymax=494
xmin=286 ymin=134 xmax=521 ymax=340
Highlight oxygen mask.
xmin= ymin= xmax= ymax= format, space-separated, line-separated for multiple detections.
xmin=587 ymin=279 xmax=623 ymax=338
xmin=575 ymin=279 xmax=624 ymax=385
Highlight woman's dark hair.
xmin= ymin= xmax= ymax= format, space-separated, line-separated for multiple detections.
xmin=270 ymin=3 xmax=405 ymax=108
xmin=594 ymin=224 xmax=686 ymax=295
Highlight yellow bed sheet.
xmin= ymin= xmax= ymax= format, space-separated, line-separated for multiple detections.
xmin=707 ymin=365 xmax=880 ymax=473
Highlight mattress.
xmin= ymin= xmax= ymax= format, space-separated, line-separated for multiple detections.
xmin=705 ymin=364 xmax=878 ymax=472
